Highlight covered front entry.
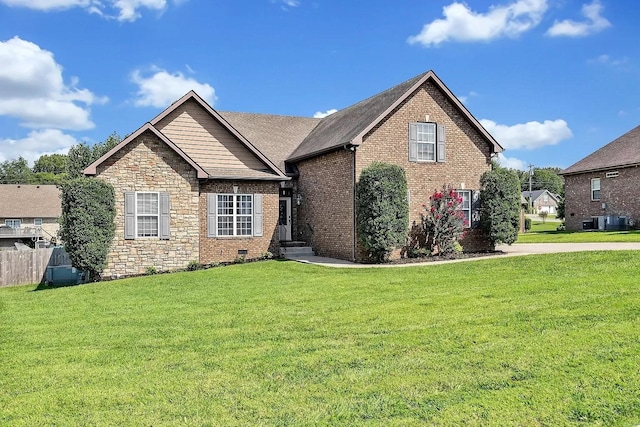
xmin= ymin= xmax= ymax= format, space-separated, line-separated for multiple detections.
xmin=278 ymin=196 xmax=292 ymax=241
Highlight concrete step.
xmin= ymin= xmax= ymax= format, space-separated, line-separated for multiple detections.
xmin=280 ymin=246 xmax=314 ymax=257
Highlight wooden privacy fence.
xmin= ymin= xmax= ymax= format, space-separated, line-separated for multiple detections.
xmin=0 ymin=247 xmax=71 ymax=288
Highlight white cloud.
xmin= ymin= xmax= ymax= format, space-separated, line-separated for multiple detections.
xmin=497 ymin=153 xmax=527 ymax=170
xmin=282 ymin=0 xmax=299 ymax=6
xmin=313 ymin=109 xmax=337 ymax=119
xmin=0 ymin=129 xmax=78 ymax=164
xmin=131 ymin=67 xmax=217 ymax=108
xmin=0 ymin=0 xmax=184 ymax=21
xmin=408 ymin=0 xmax=548 ymax=47
xmin=0 ymin=37 xmax=105 ymax=130
xmin=546 ymin=0 xmax=610 ymax=37
xmin=588 ymin=54 xmax=629 ymax=70
xmin=480 ymin=118 xmax=573 ymax=150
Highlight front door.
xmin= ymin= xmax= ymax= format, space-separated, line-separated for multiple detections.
xmin=278 ymin=197 xmax=292 ymax=241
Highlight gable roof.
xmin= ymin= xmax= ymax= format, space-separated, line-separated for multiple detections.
xmin=562 ymin=125 xmax=640 ymax=175
xmin=0 ymin=185 xmax=61 ymax=218
xmin=151 ymin=91 xmax=287 ymax=179
xmin=84 ymin=123 xmax=210 ymax=179
xmin=84 ymin=92 xmax=288 ymax=181
xmin=287 ymin=70 xmax=503 ymax=162
xmin=521 ymin=189 xmax=559 ymax=203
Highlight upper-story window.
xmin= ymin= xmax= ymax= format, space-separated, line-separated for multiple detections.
xmin=136 ymin=192 xmax=159 ymax=237
xmin=409 ymin=122 xmax=446 ymax=163
xmin=591 ymin=178 xmax=600 ymax=201
xmin=34 ymin=218 xmax=43 ymax=227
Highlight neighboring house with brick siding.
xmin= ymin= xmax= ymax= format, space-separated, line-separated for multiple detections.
xmin=85 ymin=70 xmax=503 ymax=276
xmin=0 ymin=184 xmax=61 ymax=249
xmin=561 ymin=125 xmax=640 ymax=231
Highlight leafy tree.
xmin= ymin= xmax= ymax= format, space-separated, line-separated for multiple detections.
xmin=480 ymin=168 xmax=521 ymax=246
xmin=0 ymin=157 xmax=34 ymax=184
xmin=421 ymin=185 xmax=466 ymax=255
xmin=356 ymin=162 xmax=409 ymax=262
xmin=515 ymin=167 xmax=564 ymax=196
xmin=66 ymin=132 xmax=121 ymax=179
xmin=33 ymin=154 xmax=67 ymax=175
xmin=539 ymin=211 xmax=548 ymax=223
xmin=59 ymin=178 xmax=116 ymax=282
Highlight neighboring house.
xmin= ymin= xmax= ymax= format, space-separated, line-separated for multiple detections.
xmin=84 ymin=70 xmax=503 ymax=277
xmin=0 ymin=184 xmax=61 ymax=249
xmin=522 ymin=189 xmax=559 ymax=214
xmin=561 ymin=125 xmax=640 ymax=231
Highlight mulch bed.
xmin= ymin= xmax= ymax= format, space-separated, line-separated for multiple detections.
xmin=384 ymin=250 xmax=506 ymax=265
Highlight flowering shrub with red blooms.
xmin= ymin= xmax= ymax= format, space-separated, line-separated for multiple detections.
xmin=421 ymin=185 xmax=466 ymax=255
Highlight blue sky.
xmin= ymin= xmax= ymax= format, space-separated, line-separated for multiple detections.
xmin=0 ymin=0 xmax=638 ymax=171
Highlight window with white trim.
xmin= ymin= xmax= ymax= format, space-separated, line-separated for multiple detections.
xmin=5 ymin=219 xmax=21 ymax=229
xmin=591 ymin=178 xmax=600 ymax=201
xmin=217 ymin=194 xmax=253 ymax=236
xmin=416 ymin=123 xmax=436 ymax=161
xmin=34 ymin=218 xmax=43 ymax=226
xmin=456 ymin=190 xmax=471 ymax=228
xmin=136 ymin=192 xmax=159 ymax=237
xmin=409 ymin=122 xmax=446 ymax=163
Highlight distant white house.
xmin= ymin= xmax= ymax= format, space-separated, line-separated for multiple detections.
xmin=0 ymin=185 xmax=61 ymax=249
xmin=522 ymin=189 xmax=560 ymax=214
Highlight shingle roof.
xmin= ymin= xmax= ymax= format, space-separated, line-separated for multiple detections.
xmin=288 ymin=70 xmax=502 ymax=162
xmin=219 ymin=111 xmax=320 ymax=173
xmin=562 ymin=125 xmax=640 ymax=175
xmin=521 ymin=189 xmax=559 ymax=202
xmin=0 ymin=185 xmax=61 ymax=218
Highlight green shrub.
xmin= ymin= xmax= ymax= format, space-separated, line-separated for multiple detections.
xmin=525 ymin=217 xmax=532 ymax=231
xmin=260 ymin=251 xmax=274 ymax=260
xmin=234 ymin=255 xmax=246 ymax=264
xmin=59 ymin=178 xmax=116 ymax=282
xmin=187 ymin=260 xmax=205 ymax=271
xmin=480 ymin=168 xmax=521 ymax=246
xmin=145 ymin=266 xmax=158 ymax=275
xmin=356 ymin=162 xmax=409 ymax=262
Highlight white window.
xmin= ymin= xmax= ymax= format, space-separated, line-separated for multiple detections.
xmin=136 ymin=192 xmax=159 ymax=237
xmin=409 ymin=122 xmax=446 ymax=162
xmin=416 ymin=123 xmax=436 ymax=161
xmin=591 ymin=178 xmax=600 ymax=201
xmin=456 ymin=190 xmax=471 ymax=228
xmin=5 ymin=219 xmax=21 ymax=229
xmin=34 ymin=218 xmax=43 ymax=226
xmin=217 ymin=194 xmax=253 ymax=236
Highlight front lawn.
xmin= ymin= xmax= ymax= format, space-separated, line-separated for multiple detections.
xmin=518 ymin=229 xmax=640 ymax=243
xmin=2 ymin=253 xmax=640 ymax=426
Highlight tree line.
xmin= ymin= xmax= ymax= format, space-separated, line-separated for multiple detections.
xmin=0 ymin=132 xmax=121 ymax=185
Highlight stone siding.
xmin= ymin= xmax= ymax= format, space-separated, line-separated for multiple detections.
xmin=199 ymin=181 xmax=280 ymax=263
xmin=296 ymin=150 xmax=355 ymax=260
xmin=564 ymin=167 xmax=640 ymax=230
xmin=95 ymin=130 xmax=200 ymax=277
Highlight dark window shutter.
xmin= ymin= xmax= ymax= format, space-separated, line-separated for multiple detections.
xmin=124 ymin=192 xmax=135 ymax=240
xmin=408 ymin=123 xmax=418 ymax=162
xmin=253 ymin=194 xmax=263 ymax=237
xmin=160 ymin=192 xmax=170 ymax=240
xmin=207 ymin=193 xmax=217 ymax=238
xmin=437 ymin=125 xmax=446 ymax=162
xmin=471 ymin=191 xmax=481 ymax=228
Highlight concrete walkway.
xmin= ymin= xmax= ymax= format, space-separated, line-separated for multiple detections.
xmin=284 ymin=242 xmax=640 ymax=268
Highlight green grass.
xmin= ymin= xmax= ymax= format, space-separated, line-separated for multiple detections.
xmin=2 ymin=254 xmax=640 ymax=426
xmin=528 ymin=219 xmax=560 ymax=232
xmin=518 ymin=229 xmax=640 ymax=243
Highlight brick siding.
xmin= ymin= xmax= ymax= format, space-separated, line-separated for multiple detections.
xmin=564 ymin=167 xmax=640 ymax=230
xmin=199 ymin=181 xmax=280 ymax=263
xmin=355 ymin=80 xmax=493 ymax=259
xmin=293 ymin=80 xmax=494 ymax=262
xmin=296 ymin=150 xmax=355 ymax=260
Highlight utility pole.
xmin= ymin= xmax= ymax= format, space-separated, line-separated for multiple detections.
xmin=528 ymin=164 xmax=534 ymax=213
